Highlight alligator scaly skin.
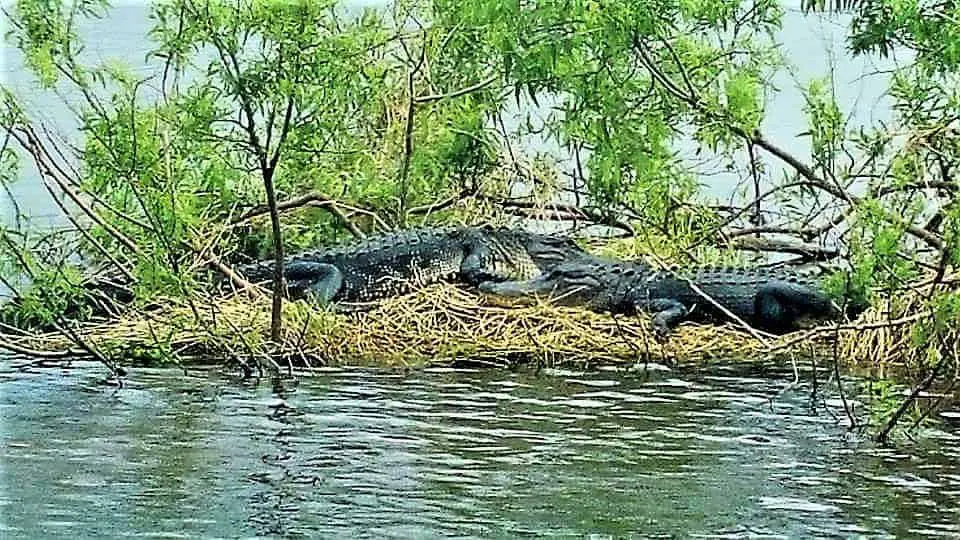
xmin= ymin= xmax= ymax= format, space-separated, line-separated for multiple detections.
xmin=479 ymin=256 xmax=852 ymax=338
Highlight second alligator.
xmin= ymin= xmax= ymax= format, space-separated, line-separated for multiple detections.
xmin=479 ymin=256 xmax=861 ymax=339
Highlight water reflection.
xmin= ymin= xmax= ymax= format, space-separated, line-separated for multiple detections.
xmin=1 ymin=362 xmax=958 ymax=538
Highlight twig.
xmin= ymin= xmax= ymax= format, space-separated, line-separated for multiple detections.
xmin=832 ymin=309 xmax=857 ymax=428
xmin=405 ymin=191 xmax=469 ymax=216
xmin=907 ymin=377 xmax=957 ymax=433
xmin=875 ymin=338 xmax=949 ymax=444
xmin=414 ymin=75 xmax=498 ymax=105
xmin=232 ymin=190 xmax=383 ymax=235
xmin=746 ymin=140 xmax=762 ymax=226
xmin=643 ymin=250 xmax=774 ymax=344
xmin=768 ymin=310 xmax=932 ymax=355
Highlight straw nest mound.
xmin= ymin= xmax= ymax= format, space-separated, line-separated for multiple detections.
xmin=17 ymin=283 xmax=846 ymax=368
xmin=833 ymin=288 xmax=958 ymax=374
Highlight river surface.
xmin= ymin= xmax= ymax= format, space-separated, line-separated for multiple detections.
xmin=2 ymin=360 xmax=959 ymax=538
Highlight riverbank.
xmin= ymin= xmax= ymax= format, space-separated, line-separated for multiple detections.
xmin=5 ymin=281 xmax=846 ymax=370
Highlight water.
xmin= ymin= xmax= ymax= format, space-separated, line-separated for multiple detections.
xmin=2 ymin=361 xmax=959 ymax=538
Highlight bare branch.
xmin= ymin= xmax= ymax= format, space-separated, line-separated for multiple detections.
xmin=397 ymin=34 xmax=428 ymax=225
xmin=231 ymin=190 xmax=385 ymax=236
xmin=414 ymin=75 xmax=498 ymax=105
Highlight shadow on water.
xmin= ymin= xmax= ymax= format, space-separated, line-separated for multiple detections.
xmin=1 ymin=360 xmax=959 ymax=538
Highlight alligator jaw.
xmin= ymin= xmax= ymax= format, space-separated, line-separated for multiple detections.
xmin=476 ymin=279 xmax=543 ymax=307
xmin=478 ymin=279 xmax=539 ymax=297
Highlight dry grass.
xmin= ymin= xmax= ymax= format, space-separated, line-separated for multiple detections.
xmin=836 ymin=279 xmax=959 ymax=376
xmin=11 ymin=269 xmax=957 ymax=373
xmin=756 ymin=274 xmax=960 ymax=378
xmin=10 ymin=282 xmax=844 ymax=369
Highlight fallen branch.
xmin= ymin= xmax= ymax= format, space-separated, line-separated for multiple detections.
xmin=489 ymin=197 xmax=636 ymax=235
xmin=0 ymin=334 xmax=87 ymax=358
xmin=724 ymin=236 xmax=841 ymax=260
xmin=208 ymin=257 xmax=264 ymax=295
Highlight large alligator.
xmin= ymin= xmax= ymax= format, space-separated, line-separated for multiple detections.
xmin=478 ymin=256 xmax=862 ymax=340
xmin=232 ymin=225 xmax=590 ymax=306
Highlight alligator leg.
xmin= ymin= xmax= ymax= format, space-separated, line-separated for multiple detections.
xmin=284 ymin=261 xmax=344 ymax=305
xmin=753 ymin=289 xmax=790 ymax=333
xmin=461 ymin=245 xmax=502 ymax=286
xmin=639 ymin=298 xmax=690 ymax=342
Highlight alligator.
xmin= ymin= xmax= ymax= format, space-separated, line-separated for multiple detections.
xmin=231 ymin=226 xmax=590 ymax=306
xmin=478 ymin=256 xmax=862 ymax=340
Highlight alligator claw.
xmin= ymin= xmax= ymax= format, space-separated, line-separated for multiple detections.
xmin=653 ymin=325 xmax=671 ymax=344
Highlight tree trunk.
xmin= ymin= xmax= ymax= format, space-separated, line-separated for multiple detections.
xmin=262 ymin=167 xmax=284 ymax=342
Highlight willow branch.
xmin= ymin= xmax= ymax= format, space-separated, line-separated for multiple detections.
xmin=633 ymin=36 xmax=945 ymax=251
xmin=10 ymin=125 xmax=141 ymax=255
xmin=414 ymin=75 xmax=498 ymax=105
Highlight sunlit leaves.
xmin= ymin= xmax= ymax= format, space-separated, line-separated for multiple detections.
xmin=0 ymin=228 xmax=92 ymax=327
xmin=431 ymin=0 xmax=783 ymax=230
xmin=843 ymin=199 xmax=921 ymax=300
xmin=800 ymin=0 xmax=864 ymax=13
xmin=801 ymin=77 xmax=845 ymax=168
xmin=724 ymin=70 xmax=762 ymax=133
xmin=943 ymin=201 xmax=960 ymax=267
xmin=0 ymin=142 xmax=19 ymax=187
xmin=910 ymin=291 xmax=960 ymax=358
xmin=848 ymin=0 xmax=960 ymax=73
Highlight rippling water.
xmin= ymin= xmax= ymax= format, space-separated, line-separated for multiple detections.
xmin=2 ymin=361 xmax=959 ymax=538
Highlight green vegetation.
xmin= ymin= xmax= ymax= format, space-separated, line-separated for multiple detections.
xmin=1 ymin=0 xmax=959 ymax=439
